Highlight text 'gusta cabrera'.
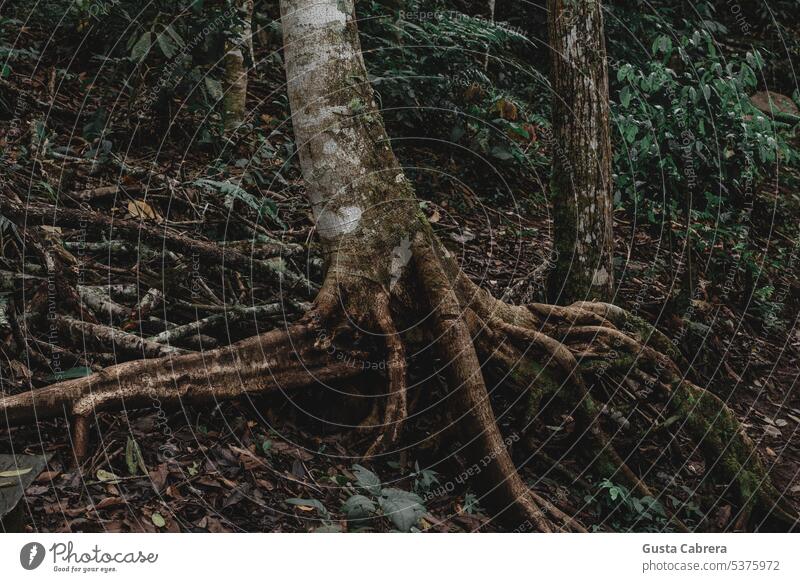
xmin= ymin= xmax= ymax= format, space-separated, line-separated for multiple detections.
xmin=643 ymin=544 xmax=728 ymax=554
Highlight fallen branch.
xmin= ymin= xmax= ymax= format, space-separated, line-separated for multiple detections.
xmin=0 ymin=270 xmax=46 ymax=291
xmin=77 ymin=285 xmax=129 ymax=322
xmin=2 ymin=199 xmax=316 ymax=297
xmin=148 ymin=303 xmax=286 ymax=345
xmin=54 ymin=315 xmax=186 ymax=359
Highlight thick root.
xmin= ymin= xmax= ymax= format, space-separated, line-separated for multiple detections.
xmin=483 ymin=316 xmax=688 ymax=530
xmin=363 ymin=293 xmax=408 ymax=456
xmin=455 ymin=283 xmax=795 ymax=530
xmin=306 ymin=277 xmax=409 ymax=456
xmin=670 ymin=381 xmax=798 ymax=529
xmin=0 ymin=325 xmax=360 ymax=442
xmin=415 ymin=238 xmax=585 ymax=532
xmin=556 ymin=302 xmax=796 ymax=529
xmin=2 ymin=249 xmax=793 ymax=531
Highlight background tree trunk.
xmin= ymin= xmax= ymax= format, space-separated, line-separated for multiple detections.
xmin=223 ymin=0 xmax=254 ymax=131
xmin=547 ymin=0 xmax=615 ymax=304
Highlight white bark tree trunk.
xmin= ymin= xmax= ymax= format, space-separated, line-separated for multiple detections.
xmin=280 ymin=0 xmax=421 ymax=283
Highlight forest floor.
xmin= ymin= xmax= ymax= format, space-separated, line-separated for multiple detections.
xmin=1 ymin=42 xmax=799 ymax=533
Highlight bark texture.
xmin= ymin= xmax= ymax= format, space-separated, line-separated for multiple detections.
xmin=547 ymin=0 xmax=615 ymax=304
xmin=281 ymin=0 xmax=422 ymax=280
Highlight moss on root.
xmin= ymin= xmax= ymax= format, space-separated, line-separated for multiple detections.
xmin=490 ymin=302 xmax=797 ymax=530
xmin=668 ymin=380 xmax=791 ymax=524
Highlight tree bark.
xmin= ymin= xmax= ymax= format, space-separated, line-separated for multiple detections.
xmin=223 ymin=0 xmax=254 ymax=131
xmin=546 ymin=0 xmax=615 ymax=304
xmin=279 ymin=2 xmax=558 ymax=527
xmin=281 ymin=0 xmax=423 ymax=277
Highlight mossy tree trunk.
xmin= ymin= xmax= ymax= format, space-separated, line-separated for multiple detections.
xmin=547 ymin=0 xmax=615 ymax=304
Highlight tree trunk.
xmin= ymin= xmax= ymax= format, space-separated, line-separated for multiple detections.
xmin=546 ymin=0 xmax=615 ymax=304
xmin=223 ymin=0 xmax=254 ymax=131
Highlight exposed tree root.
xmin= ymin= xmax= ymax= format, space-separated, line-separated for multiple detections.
xmin=518 ymin=301 xmax=796 ymax=530
xmin=0 ymin=325 xmax=361 ymax=461
xmin=432 ymin=257 xmax=794 ymax=530
xmin=2 ymin=229 xmax=796 ymax=531
xmin=414 ymin=236 xmax=584 ymax=532
xmin=2 ymin=221 xmax=796 ymax=532
xmin=362 ymin=292 xmax=408 ymax=457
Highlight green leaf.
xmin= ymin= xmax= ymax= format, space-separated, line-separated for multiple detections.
xmin=489 ymin=146 xmax=514 ymax=160
xmin=151 ymin=512 xmax=166 ymax=528
xmin=507 ymin=123 xmax=529 ymax=140
xmin=96 ymin=469 xmax=120 ymax=484
xmin=156 ymin=32 xmax=177 ymax=58
xmin=342 ymin=494 xmax=376 ymax=520
xmin=125 ymin=437 xmax=147 ymax=476
xmin=378 ymin=489 xmax=425 ymax=532
xmin=130 ymin=32 xmax=153 ymax=63
xmin=285 ymin=498 xmax=330 ymax=519
xmin=45 ymin=366 xmax=92 ymax=383
xmin=352 ymin=464 xmax=381 ymax=496
xmin=162 ymin=25 xmax=185 ymax=49
xmin=660 ymin=414 xmax=681 ymax=429
xmin=617 ymin=64 xmax=631 ymax=83
xmin=0 ymin=467 xmax=32 ymax=478
xmin=651 ymin=35 xmax=672 ymax=56
xmin=620 ymin=86 xmax=631 ymax=108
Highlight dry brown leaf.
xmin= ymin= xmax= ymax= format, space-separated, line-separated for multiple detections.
xmin=271 ymin=440 xmax=313 ymax=461
xmin=35 ymin=470 xmax=61 ymax=483
xmin=95 ymin=496 xmax=124 ymax=510
xmin=127 ymin=199 xmax=162 ymax=222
